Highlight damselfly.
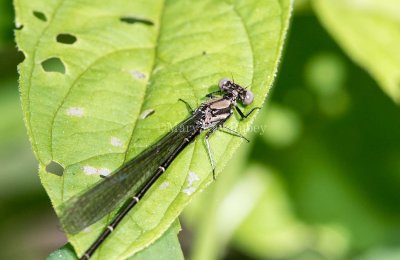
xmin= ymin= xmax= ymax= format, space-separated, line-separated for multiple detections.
xmin=60 ymin=78 xmax=259 ymax=259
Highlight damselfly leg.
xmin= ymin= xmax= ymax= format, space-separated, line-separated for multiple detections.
xmin=235 ymin=106 xmax=261 ymax=120
xmin=205 ymin=125 xmax=218 ymax=179
xmin=218 ymin=126 xmax=250 ymax=142
xmin=178 ymin=98 xmax=194 ymax=113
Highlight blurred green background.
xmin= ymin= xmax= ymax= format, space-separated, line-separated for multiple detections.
xmin=2 ymin=1 xmax=400 ymax=259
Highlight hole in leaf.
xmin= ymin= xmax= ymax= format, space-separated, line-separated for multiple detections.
xmin=41 ymin=57 xmax=66 ymax=74
xmin=33 ymin=11 xmax=47 ymax=22
xmin=17 ymin=50 xmax=25 ymax=63
xmin=15 ymin=23 xmax=24 ymax=30
xmin=56 ymin=33 xmax=77 ymax=44
xmin=46 ymin=161 xmax=65 ymax=176
xmin=140 ymin=108 xmax=155 ymax=119
xmin=120 ymin=16 xmax=154 ymax=26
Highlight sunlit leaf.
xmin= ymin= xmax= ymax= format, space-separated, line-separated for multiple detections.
xmin=48 ymin=220 xmax=184 ymax=260
xmin=15 ymin=0 xmax=291 ymax=258
xmin=313 ymin=0 xmax=400 ymax=103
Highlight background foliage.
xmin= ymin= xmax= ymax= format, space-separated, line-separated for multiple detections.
xmin=1 ymin=0 xmax=400 ymax=259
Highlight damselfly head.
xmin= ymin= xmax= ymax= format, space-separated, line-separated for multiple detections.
xmin=218 ymin=78 xmax=254 ymax=105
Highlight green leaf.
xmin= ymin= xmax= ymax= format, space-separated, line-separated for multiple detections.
xmin=313 ymin=0 xmax=400 ymax=103
xmin=47 ymin=220 xmax=184 ymax=260
xmin=15 ymin=0 xmax=291 ymax=258
xmin=130 ymin=220 xmax=184 ymax=260
xmin=47 ymin=244 xmax=77 ymax=260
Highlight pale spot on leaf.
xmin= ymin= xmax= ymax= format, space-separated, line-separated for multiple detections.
xmin=110 ymin=137 xmax=123 ymax=147
xmin=183 ymin=187 xmax=196 ymax=196
xmin=82 ymin=166 xmax=111 ymax=176
xmin=182 ymin=171 xmax=200 ymax=195
xmin=82 ymin=166 xmax=97 ymax=175
xmin=130 ymin=70 xmax=146 ymax=80
xmin=98 ymin=168 xmax=111 ymax=176
xmin=83 ymin=226 xmax=91 ymax=233
xmin=160 ymin=181 xmax=169 ymax=190
xmin=187 ymin=171 xmax=200 ymax=186
xmin=66 ymin=107 xmax=84 ymax=117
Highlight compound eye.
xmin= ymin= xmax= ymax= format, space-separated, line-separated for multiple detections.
xmin=218 ymin=78 xmax=231 ymax=90
xmin=243 ymin=90 xmax=254 ymax=105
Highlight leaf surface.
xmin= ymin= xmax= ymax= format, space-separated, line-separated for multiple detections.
xmin=313 ymin=0 xmax=400 ymax=103
xmin=47 ymin=220 xmax=184 ymax=260
xmin=15 ymin=0 xmax=292 ymax=258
